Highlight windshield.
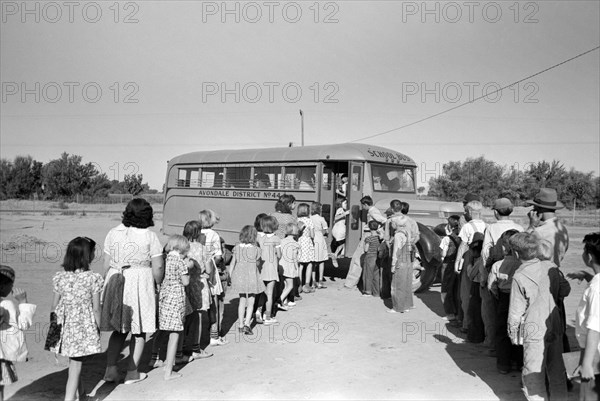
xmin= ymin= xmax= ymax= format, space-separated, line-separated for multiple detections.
xmin=371 ymin=163 xmax=415 ymax=193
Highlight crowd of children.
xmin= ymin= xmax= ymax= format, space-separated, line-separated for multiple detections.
xmin=0 ymin=190 xmax=598 ymax=400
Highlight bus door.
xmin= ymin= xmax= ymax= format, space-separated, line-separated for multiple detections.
xmin=346 ymin=162 xmax=363 ymax=256
xmin=320 ymin=163 xmax=336 ymax=227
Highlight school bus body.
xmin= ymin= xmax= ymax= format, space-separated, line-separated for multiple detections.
xmin=163 ymin=143 xmax=415 ymax=248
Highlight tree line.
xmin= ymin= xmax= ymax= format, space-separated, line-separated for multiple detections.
xmin=427 ymin=157 xmax=599 ymax=209
xmin=0 ymin=153 xmax=157 ymax=201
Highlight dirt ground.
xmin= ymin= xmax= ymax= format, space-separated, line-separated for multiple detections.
xmin=0 ymin=211 xmax=598 ymax=400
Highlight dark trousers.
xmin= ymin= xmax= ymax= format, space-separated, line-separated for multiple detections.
xmin=380 ymin=255 xmax=392 ymax=299
xmin=441 ymin=261 xmax=459 ymax=316
xmin=496 ymin=291 xmax=523 ymax=370
xmin=362 ymin=254 xmax=380 ymax=296
xmin=467 ymin=281 xmax=485 ymax=343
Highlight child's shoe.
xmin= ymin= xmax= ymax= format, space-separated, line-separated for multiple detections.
xmin=287 ymin=301 xmax=297 ymax=307
xmin=242 ymin=325 xmax=253 ymax=335
xmin=210 ymin=337 xmax=229 ymax=346
xmin=255 ymin=312 xmax=264 ymax=324
xmin=331 ymin=256 xmax=339 ymax=268
xmin=316 ymin=282 xmax=327 ymax=289
xmin=191 ymin=350 xmax=213 ymax=359
xmin=148 ymin=357 xmax=164 ymax=368
xmin=263 ymin=316 xmax=278 ymax=325
xmin=277 ymin=303 xmax=289 ymax=311
xmin=175 ymin=355 xmax=193 ymax=365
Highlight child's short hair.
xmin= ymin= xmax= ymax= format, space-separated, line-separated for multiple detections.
xmin=583 ymin=232 xmax=600 ymax=262
xmin=239 ymin=225 xmax=257 ymax=244
xmin=254 ymin=213 xmax=268 ymax=231
xmin=509 ymin=232 xmax=539 ymax=261
xmin=275 ymin=194 xmax=296 ymax=214
xmin=448 ymin=215 xmax=460 ymax=227
xmin=400 ymin=201 xmax=410 ymax=215
xmin=199 ymin=209 xmax=220 ymax=228
xmin=183 ymin=220 xmax=202 ymax=241
xmin=285 ymin=222 xmax=299 ymax=237
xmin=390 ymin=199 xmax=402 ymax=213
xmin=63 ymin=236 xmax=96 ymax=272
xmin=310 ymin=202 xmax=322 ymax=216
xmin=260 ymin=215 xmax=279 ymax=234
xmin=165 ymin=234 xmax=190 ymax=254
xmin=0 ymin=265 xmax=16 ymax=285
xmin=297 ymin=203 xmax=310 ymax=218
xmin=537 ymin=239 xmax=553 ymax=261
xmin=368 ymin=220 xmax=380 ymax=231
xmin=499 ymin=229 xmax=520 ymax=255
xmin=360 ymin=196 xmax=373 ymax=207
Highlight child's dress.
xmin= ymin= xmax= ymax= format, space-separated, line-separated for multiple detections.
xmin=297 ymin=216 xmax=315 ymax=263
xmin=310 ymin=214 xmax=329 ymax=263
xmin=230 ymin=244 xmax=264 ymax=295
xmin=258 ymin=233 xmax=281 ymax=282
xmin=51 ymin=271 xmax=104 ymax=357
xmin=0 ymin=298 xmax=36 ymax=385
xmin=159 ymin=251 xmax=189 ymax=331
xmin=187 ymin=242 xmax=211 ymax=312
xmin=279 ymin=236 xmax=300 ymax=278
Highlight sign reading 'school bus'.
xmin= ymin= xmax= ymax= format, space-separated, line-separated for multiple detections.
xmin=162 ymin=143 xmax=418 ymax=257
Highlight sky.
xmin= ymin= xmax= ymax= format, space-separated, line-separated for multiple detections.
xmin=1 ymin=0 xmax=599 ymax=190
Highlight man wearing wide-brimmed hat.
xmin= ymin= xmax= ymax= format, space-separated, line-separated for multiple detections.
xmin=526 ymin=188 xmax=569 ymax=268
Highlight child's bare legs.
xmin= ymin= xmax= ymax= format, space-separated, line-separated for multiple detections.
xmin=280 ymin=278 xmax=294 ymax=304
xmin=264 ymin=281 xmax=275 ymax=319
xmin=104 ymin=331 xmax=127 ymax=381
xmin=238 ymin=295 xmax=247 ymax=328
xmin=164 ymin=331 xmax=182 ymax=380
xmin=304 ymin=262 xmax=313 ymax=290
xmin=244 ymin=295 xmax=255 ymax=326
xmin=65 ymin=357 xmax=84 ymax=401
xmin=125 ymin=333 xmax=146 ymax=381
xmin=298 ymin=264 xmax=306 ymax=289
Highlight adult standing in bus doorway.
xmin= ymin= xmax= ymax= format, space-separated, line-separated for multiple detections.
xmin=525 ymin=187 xmax=570 ymax=354
xmin=344 ymin=196 xmax=386 ymax=290
xmin=336 ymin=174 xmax=348 ymax=199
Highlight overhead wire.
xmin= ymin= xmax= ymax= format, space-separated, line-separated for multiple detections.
xmin=349 ymin=46 xmax=600 ymax=143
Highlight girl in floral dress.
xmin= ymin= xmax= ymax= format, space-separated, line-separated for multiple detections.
xmin=296 ymin=203 xmax=315 ymax=293
xmin=51 ymin=237 xmax=103 ymax=401
xmin=160 ymin=235 xmax=191 ymax=381
xmin=310 ymin=202 xmax=329 ymax=289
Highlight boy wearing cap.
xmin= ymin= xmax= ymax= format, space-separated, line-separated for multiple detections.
xmin=480 ymin=198 xmax=524 ymax=353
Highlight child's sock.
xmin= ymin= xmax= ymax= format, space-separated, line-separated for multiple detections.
xmin=265 ymin=311 xmax=271 ymax=320
xmin=210 ymin=327 xmax=218 ymax=340
xmin=150 ymin=352 xmax=159 ymax=361
xmin=191 ymin=344 xmax=201 ymax=353
xmin=175 ymin=351 xmax=183 ymax=360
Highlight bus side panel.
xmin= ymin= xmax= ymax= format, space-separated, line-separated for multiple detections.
xmin=163 ymin=190 xmax=318 ymax=245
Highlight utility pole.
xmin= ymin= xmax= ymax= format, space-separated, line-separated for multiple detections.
xmin=299 ymin=109 xmax=304 ymax=146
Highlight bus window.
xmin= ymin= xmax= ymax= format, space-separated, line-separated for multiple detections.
xmin=226 ymin=166 xmax=251 ymax=188
xmin=178 ymin=168 xmax=200 ymax=187
xmin=283 ymin=166 xmax=316 ymax=191
xmin=321 ymin=170 xmax=332 ymax=191
xmin=254 ymin=166 xmax=281 ymax=189
xmin=351 ymin=165 xmax=362 ymax=192
xmin=201 ymin=167 xmax=224 ymax=188
xmin=371 ymin=164 xmax=415 ymax=192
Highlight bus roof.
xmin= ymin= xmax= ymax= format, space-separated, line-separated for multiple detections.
xmin=168 ymin=143 xmax=417 ymax=167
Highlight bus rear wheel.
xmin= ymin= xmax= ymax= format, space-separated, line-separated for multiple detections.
xmin=411 ymin=246 xmax=440 ymax=293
